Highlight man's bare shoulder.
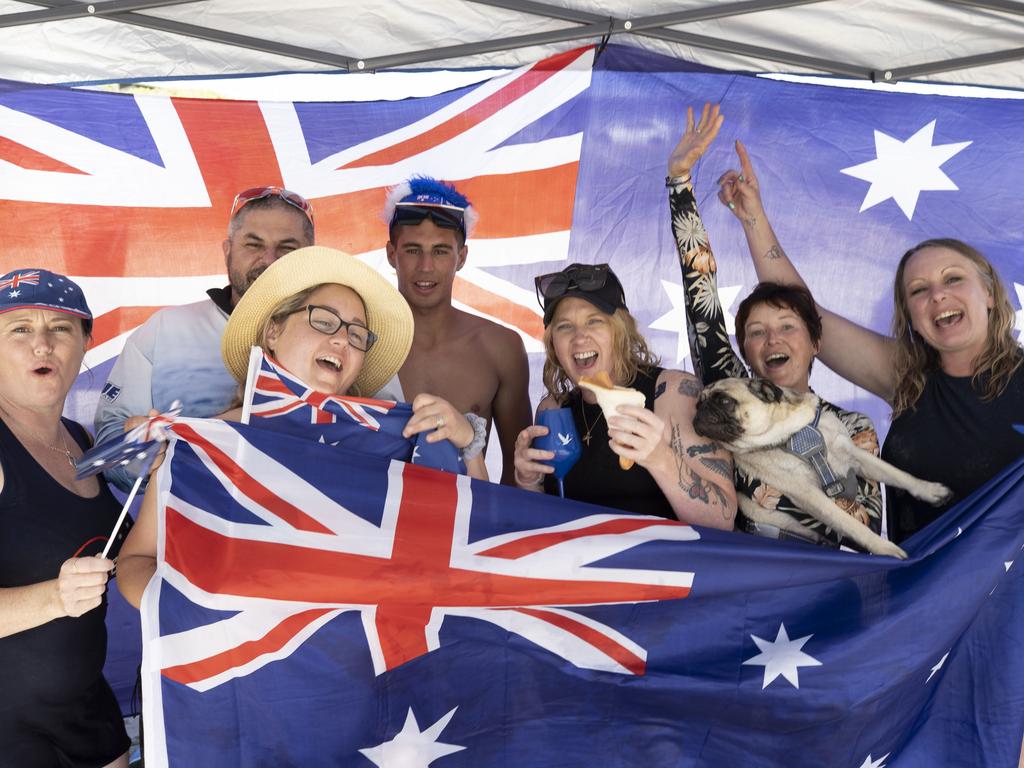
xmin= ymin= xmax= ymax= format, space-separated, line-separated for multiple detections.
xmin=453 ymin=309 xmax=525 ymax=352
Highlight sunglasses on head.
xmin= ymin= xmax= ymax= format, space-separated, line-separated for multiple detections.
xmin=391 ymin=203 xmax=466 ymax=236
xmin=534 ymin=263 xmax=612 ymax=308
xmin=231 ymin=186 xmax=315 ymax=227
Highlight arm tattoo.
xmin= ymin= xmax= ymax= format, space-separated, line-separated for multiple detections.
xmin=743 ymin=215 xmax=758 ymax=228
xmin=671 ymin=424 xmax=726 ymax=510
xmin=699 ymin=456 xmax=732 ymax=480
xmin=654 ymin=381 xmax=667 ymax=400
xmin=763 ymin=244 xmax=785 ymax=261
xmin=685 ymin=441 xmax=719 ymax=457
xmin=677 ymin=377 xmax=702 ymax=398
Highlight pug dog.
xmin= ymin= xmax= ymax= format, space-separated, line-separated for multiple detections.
xmin=693 ymin=378 xmax=953 ymax=559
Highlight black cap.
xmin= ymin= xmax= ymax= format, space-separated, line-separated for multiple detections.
xmin=537 ymin=263 xmax=629 ymax=326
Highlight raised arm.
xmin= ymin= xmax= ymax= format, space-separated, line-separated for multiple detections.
xmin=607 ymin=371 xmax=737 ymax=529
xmin=667 ymin=103 xmax=747 ymax=385
xmin=718 ymin=141 xmax=898 ymax=402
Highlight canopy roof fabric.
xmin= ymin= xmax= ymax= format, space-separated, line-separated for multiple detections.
xmin=2 ymin=0 xmax=1024 ymax=89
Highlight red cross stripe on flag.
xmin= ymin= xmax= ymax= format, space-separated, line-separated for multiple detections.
xmin=1 ymin=47 xmax=593 ymax=369
xmin=0 ymin=269 xmax=40 ymax=291
xmin=147 ymin=419 xmax=697 ymax=692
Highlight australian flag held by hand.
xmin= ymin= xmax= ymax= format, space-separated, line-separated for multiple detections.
xmin=244 ymin=349 xmax=465 ymax=473
xmin=74 ymin=401 xmax=182 ymax=481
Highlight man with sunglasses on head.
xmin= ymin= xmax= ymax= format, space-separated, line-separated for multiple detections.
xmin=379 ymin=177 xmax=531 ymax=485
xmin=94 ymin=186 xmax=315 ymax=491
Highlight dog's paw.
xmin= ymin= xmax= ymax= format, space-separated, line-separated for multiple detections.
xmin=917 ymin=481 xmax=954 ymax=507
xmin=875 ymin=539 xmax=908 ymax=560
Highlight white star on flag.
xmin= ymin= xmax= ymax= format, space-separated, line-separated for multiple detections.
xmin=8 ymin=290 xmax=18 ymax=298
xmin=743 ymin=622 xmax=822 ymax=689
xmin=926 ymin=651 xmax=949 ymax=683
xmin=857 ymin=753 xmax=890 ymax=768
xmin=1013 ymin=283 xmax=1024 ymax=343
xmin=359 ymin=707 xmax=465 ymax=767
xmin=649 ymin=280 xmax=743 ymax=365
xmin=1005 ymin=560 xmax=1013 ymax=572
xmin=648 ymin=280 xmax=691 ymax=365
xmin=840 ymin=120 xmax=971 ymax=220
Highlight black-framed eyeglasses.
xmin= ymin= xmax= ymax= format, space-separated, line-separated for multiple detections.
xmin=391 ymin=203 xmax=466 ymax=237
xmin=534 ymin=263 xmax=611 ymax=308
xmin=294 ymin=305 xmax=377 ymax=352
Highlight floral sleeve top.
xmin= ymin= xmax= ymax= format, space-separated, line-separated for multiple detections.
xmin=668 ymin=177 xmax=883 ymax=546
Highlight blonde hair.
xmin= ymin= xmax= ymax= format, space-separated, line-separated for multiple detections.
xmin=542 ymin=307 xmax=660 ymax=403
xmin=257 ymin=283 xmax=368 ymax=397
xmin=891 ymin=238 xmax=1023 ymax=416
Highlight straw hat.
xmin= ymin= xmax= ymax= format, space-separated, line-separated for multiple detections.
xmin=221 ymin=247 xmax=413 ymax=396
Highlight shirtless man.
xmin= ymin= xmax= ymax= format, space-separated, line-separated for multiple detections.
xmin=380 ymin=177 xmax=531 ymax=485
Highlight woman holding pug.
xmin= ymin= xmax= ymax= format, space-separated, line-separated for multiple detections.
xmin=0 ymin=269 xmax=130 ymax=767
xmin=511 ymin=262 xmax=737 ymax=529
xmin=666 ymin=104 xmax=885 ymax=550
xmin=713 ymin=118 xmax=1024 ymax=546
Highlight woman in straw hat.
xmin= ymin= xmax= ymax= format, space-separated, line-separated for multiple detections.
xmin=118 ymin=247 xmax=487 ymax=608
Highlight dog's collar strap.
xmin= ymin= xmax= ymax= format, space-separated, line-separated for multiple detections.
xmin=784 ymin=403 xmax=855 ymax=500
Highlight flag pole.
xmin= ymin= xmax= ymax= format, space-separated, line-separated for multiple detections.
xmin=240 ymin=346 xmax=263 ymax=426
xmin=101 ymin=475 xmax=143 ymax=559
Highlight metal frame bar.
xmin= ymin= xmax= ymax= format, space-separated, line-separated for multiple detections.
xmin=13 ymin=0 xmax=357 ymax=68
xmin=880 ymin=46 xmax=1024 ymax=81
xmin=0 ymin=0 xmax=200 ymax=28
xmin=8 ymin=0 xmax=1023 ymax=82
xmin=938 ymin=0 xmax=1024 ymax=16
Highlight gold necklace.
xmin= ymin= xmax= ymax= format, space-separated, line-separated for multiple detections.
xmin=0 ymin=408 xmax=76 ymax=469
xmin=579 ymin=398 xmax=604 ymax=447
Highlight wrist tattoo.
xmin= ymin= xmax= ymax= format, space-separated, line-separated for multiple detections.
xmin=743 ymin=215 xmax=758 ymax=228
xmin=763 ymin=244 xmax=785 ymax=261
xmin=677 ymin=377 xmax=702 ymax=398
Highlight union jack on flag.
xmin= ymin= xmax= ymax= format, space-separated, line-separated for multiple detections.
xmin=245 ymin=350 xmax=464 ymax=472
xmin=141 ymin=417 xmax=697 ymax=765
xmin=1 ymin=46 xmax=593 ymax=407
xmin=0 ymin=269 xmax=40 ymax=290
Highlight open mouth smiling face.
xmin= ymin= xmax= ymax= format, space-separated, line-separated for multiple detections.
xmin=265 ymin=283 xmax=368 ymax=396
xmin=549 ymin=297 xmax=617 ymax=388
xmin=903 ymin=246 xmax=994 ymax=364
xmin=741 ymin=303 xmax=817 ymax=392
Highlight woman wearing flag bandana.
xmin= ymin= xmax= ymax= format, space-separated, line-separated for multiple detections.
xmin=0 ymin=269 xmax=130 ymax=767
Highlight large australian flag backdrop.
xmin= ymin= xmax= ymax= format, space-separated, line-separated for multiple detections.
xmin=140 ymin=418 xmax=1024 ymax=768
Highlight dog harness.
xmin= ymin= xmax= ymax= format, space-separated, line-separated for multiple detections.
xmin=783 ymin=402 xmax=858 ymax=501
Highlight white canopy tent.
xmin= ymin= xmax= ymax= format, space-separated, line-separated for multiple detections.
xmin=1 ymin=0 xmax=1023 ymax=90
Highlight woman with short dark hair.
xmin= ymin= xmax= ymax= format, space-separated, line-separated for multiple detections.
xmin=666 ymin=104 xmax=884 ymax=550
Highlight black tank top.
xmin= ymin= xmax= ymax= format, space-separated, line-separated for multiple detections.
xmin=881 ymin=364 xmax=1024 ymax=543
xmin=0 ymin=417 xmax=127 ymax=706
xmin=543 ymin=367 xmax=675 ymax=519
